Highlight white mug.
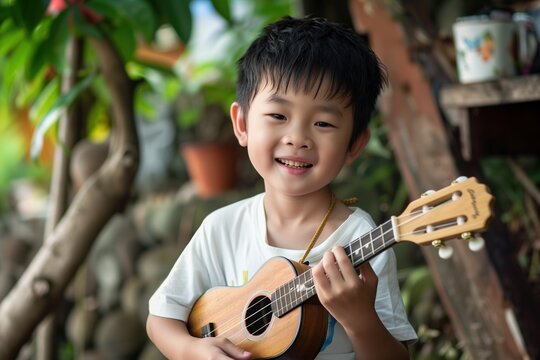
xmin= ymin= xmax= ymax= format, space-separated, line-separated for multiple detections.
xmin=453 ymin=13 xmax=538 ymax=83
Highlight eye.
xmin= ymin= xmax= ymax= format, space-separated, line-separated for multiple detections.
xmin=268 ymin=113 xmax=286 ymax=121
xmin=315 ymin=121 xmax=335 ymax=128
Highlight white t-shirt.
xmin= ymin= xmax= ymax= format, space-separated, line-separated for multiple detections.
xmin=149 ymin=193 xmax=417 ymax=359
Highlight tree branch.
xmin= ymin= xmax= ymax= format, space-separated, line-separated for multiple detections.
xmin=0 ymin=36 xmax=139 ymax=360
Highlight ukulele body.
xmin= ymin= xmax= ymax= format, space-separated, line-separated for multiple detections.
xmin=187 ymin=256 xmax=328 ymax=359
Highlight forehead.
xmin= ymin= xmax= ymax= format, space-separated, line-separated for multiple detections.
xmin=254 ymin=73 xmax=352 ymax=106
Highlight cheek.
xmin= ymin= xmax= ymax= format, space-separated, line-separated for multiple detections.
xmin=246 ymin=133 xmax=274 ymax=167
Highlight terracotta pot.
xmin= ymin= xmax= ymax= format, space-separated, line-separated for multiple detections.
xmin=181 ymin=142 xmax=239 ymax=198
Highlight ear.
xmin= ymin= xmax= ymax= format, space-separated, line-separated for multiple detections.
xmin=344 ymin=128 xmax=370 ymax=165
xmin=230 ymin=102 xmax=248 ymax=147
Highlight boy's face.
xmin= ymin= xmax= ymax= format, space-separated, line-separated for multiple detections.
xmin=231 ymin=80 xmax=369 ymax=197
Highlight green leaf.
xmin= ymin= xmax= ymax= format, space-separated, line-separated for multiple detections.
xmin=31 ymin=73 xmax=96 ymax=159
xmin=210 ymin=0 xmax=232 ymax=24
xmin=47 ymin=8 xmax=70 ymax=72
xmin=0 ymin=26 xmax=24 ymax=58
xmin=108 ymin=18 xmax=137 ymax=61
xmin=152 ymin=0 xmax=192 ymax=43
xmin=1 ymin=41 xmax=31 ymax=104
xmin=72 ymin=7 xmax=102 ymax=38
xmin=94 ymin=0 xmax=156 ymax=42
xmin=84 ymin=0 xmax=120 ymax=22
xmin=27 ymin=37 xmax=54 ymax=80
xmin=0 ymin=5 xmax=13 ymax=24
xmin=16 ymin=66 xmax=48 ymax=107
xmin=29 ymin=78 xmax=60 ymax=124
xmin=13 ymin=0 xmax=48 ymax=34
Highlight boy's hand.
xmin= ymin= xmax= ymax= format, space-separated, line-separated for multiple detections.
xmin=312 ymin=246 xmax=378 ymax=330
xmin=193 ymin=337 xmax=252 ymax=360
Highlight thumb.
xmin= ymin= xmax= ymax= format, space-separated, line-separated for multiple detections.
xmin=221 ymin=339 xmax=251 ymax=359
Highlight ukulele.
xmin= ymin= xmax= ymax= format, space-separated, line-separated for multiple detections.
xmin=187 ymin=176 xmax=494 ymax=359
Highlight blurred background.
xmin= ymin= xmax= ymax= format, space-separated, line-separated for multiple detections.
xmin=0 ymin=0 xmax=539 ymax=359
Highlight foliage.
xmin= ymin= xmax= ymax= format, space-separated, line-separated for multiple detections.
xmin=173 ymin=0 xmax=297 ymax=142
xmin=482 ymin=156 xmax=540 ymax=283
xmin=0 ymin=0 xmax=234 ymax=214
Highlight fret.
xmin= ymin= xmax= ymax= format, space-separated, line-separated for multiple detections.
xmin=370 ymin=228 xmax=375 ymax=256
xmin=291 ymin=277 xmax=300 ymax=309
xmin=295 ymin=274 xmax=304 ymax=307
xmin=347 ymin=242 xmax=354 ymax=263
xmin=360 ymin=232 xmax=371 ymax=259
xmin=285 ymin=279 xmax=293 ymax=310
xmin=382 ymin=220 xmax=394 ymax=245
xmin=276 ymin=284 xmax=284 ymax=316
xmin=376 ymin=225 xmax=385 ymax=252
xmin=347 ymin=238 xmax=362 ymax=265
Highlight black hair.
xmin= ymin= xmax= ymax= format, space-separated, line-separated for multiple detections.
xmin=236 ymin=16 xmax=387 ymax=149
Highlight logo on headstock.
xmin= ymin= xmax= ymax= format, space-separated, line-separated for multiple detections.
xmin=467 ymin=188 xmax=480 ymax=219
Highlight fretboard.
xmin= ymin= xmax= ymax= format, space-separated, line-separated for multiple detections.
xmin=271 ymin=219 xmax=397 ymax=317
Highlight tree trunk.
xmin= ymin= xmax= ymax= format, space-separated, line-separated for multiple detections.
xmin=0 ymin=36 xmax=139 ymax=360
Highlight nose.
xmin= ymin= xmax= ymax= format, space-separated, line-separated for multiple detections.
xmin=281 ymin=128 xmax=313 ymax=149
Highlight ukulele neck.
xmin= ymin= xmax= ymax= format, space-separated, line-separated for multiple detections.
xmin=271 ymin=219 xmax=398 ymax=317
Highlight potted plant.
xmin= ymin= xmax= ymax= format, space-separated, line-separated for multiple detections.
xmin=175 ymin=58 xmax=240 ymax=198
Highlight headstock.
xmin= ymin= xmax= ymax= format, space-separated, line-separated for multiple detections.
xmin=394 ymin=177 xmax=494 ymax=258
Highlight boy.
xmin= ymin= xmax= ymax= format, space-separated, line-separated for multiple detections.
xmin=147 ymin=16 xmax=417 ymax=359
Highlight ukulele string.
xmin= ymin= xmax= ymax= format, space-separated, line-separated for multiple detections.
xmin=207 ymin=201 xmax=458 ymax=341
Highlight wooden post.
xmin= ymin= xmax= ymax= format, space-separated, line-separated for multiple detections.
xmin=349 ymin=1 xmax=528 ymax=359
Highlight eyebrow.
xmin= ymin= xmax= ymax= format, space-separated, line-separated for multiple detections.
xmin=267 ymin=93 xmax=344 ymax=117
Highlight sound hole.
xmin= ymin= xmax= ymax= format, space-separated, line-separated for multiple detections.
xmin=245 ymin=295 xmax=273 ymax=336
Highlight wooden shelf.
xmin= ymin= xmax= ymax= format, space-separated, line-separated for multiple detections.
xmin=440 ymin=75 xmax=540 ymax=161
xmin=440 ymin=74 xmax=540 ymax=108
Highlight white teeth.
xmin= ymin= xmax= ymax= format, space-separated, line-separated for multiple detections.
xmin=278 ymin=159 xmax=311 ymax=168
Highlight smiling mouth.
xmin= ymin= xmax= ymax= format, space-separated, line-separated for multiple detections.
xmin=276 ymin=158 xmax=313 ymax=169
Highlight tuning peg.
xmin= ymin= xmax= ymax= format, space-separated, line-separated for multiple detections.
xmin=422 ymin=190 xmax=436 ymax=197
xmin=468 ymin=235 xmax=485 ymax=252
xmin=452 ymin=176 xmax=468 ymax=184
xmin=432 ymin=240 xmax=454 ymax=259
xmin=461 ymin=232 xmax=472 ymax=240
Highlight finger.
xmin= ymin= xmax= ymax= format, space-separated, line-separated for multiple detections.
xmin=358 ymin=262 xmax=377 ymax=285
xmin=322 ymin=250 xmax=343 ymax=282
xmin=219 ymin=338 xmax=251 ymax=359
xmin=332 ymin=247 xmax=357 ymax=279
xmin=312 ymin=262 xmax=331 ymax=289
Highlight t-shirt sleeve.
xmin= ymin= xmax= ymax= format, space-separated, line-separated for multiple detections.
xmin=370 ymin=249 xmax=417 ymax=343
xmin=148 ymin=216 xmax=222 ymax=322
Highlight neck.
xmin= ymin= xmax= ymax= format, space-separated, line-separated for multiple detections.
xmin=263 ymin=190 xmax=334 ymax=225
xmin=271 ymin=218 xmax=398 ymax=318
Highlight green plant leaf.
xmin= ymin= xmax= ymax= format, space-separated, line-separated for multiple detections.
xmin=27 ymin=36 xmax=54 ymax=80
xmin=31 ymin=73 xmax=96 ymax=159
xmin=93 ymin=0 xmax=156 ymax=42
xmin=0 ymin=26 xmax=25 ymax=58
xmin=13 ymin=0 xmax=48 ymax=34
xmin=47 ymin=8 xmax=70 ymax=73
xmin=210 ymin=0 xmax=233 ymax=25
xmin=0 ymin=5 xmax=13 ymax=24
xmin=152 ymin=0 xmax=192 ymax=43
xmin=84 ymin=0 xmax=120 ymax=22
xmin=72 ymin=7 xmax=102 ymax=39
xmin=1 ymin=41 xmax=31 ymax=104
xmin=108 ymin=18 xmax=137 ymax=61
xmin=16 ymin=66 xmax=48 ymax=107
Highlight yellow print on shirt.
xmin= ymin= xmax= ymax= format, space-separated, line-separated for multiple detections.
xmin=228 ymin=270 xmax=249 ymax=287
